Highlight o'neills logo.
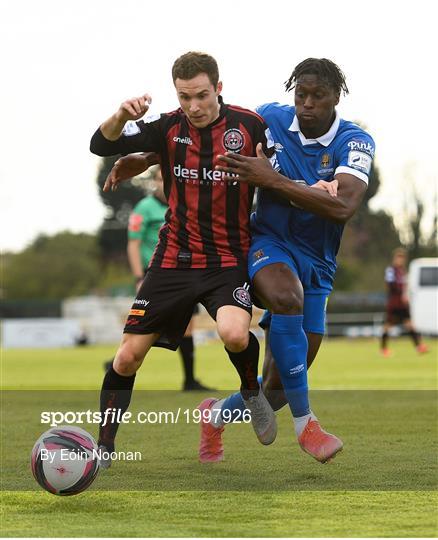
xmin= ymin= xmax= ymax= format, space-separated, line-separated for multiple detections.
xmin=173 ymin=136 xmax=192 ymax=145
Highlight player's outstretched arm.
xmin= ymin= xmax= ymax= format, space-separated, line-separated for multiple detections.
xmin=103 ymin=152 xmax=160 ymax=192
xmin=216 ymin=143 xmax=366 ymax=224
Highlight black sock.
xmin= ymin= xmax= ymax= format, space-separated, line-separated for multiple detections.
xmin=179 ymin=336 xmax=195 ymax=384
xmin=381 ymin=332 xmax=389 ymax=349
xmin=98 ymin=366 xmax=136 ymax=451
xmin=225 ymin=332 xmax=259 ymax=399
xmin=409 ymin=330 xmax=420 ymax=347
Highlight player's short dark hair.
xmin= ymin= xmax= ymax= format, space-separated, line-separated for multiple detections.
xmin=285 ymin=58 xmax=349 ymax=96
xmin=172 ymin=52 xmax=219 ymax=88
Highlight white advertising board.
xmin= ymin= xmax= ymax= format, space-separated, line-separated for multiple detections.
xmin=2 ymin=318 xmax=82 ymax=349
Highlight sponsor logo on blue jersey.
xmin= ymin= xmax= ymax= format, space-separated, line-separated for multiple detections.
xmin=348 ymin=140 xmax=374 ymax=157
xmin=347 ymin=150 xmax=372 ymax=174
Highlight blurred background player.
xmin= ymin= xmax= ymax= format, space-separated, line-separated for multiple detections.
xmin=127 ymin=164 xmax=212 ymax=391
xmin=380 ymin=247 xmax=429 ymax=357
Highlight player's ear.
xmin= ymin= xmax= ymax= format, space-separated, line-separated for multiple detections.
xmin=334 ymin=91 xmax=340 ymax=106
xmin=216 ymin=81 xmax=223 ymax=96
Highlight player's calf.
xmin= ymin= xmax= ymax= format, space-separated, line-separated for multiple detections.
xmin=224 ymin=332 xmax=260 ymax=396
xmin=263 ymin=386 xmax=288 ymax=412
xmin=97 ymin=333 xmax=156 ymax=469
xmin=98 ymin=365 xmax=136 ymax=465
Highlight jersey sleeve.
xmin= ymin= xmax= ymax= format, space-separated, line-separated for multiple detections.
xmin=255 ymin=102 xmax=277 ymax=119
xmin=253 ymin=114 xmax=280 ymax=172
xmin=90 ymin=114 xmax=163 ymax=157
xmin=334 ymin=130 xmax=376 ymax=185
xmin=128 ymin=199 xmax=150 ymax=240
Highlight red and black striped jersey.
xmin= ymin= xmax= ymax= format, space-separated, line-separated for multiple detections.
xmin=91 ymin=97 xmax=273 ymax=269
xmin=385 ymin=265 xmax=408 ymax=309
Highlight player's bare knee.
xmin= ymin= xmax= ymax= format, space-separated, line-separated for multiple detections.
xmin=113 ymin=347 xmax=143 ymax=376
xmin=220 ymin=327 xmax=249 ymax=353
xmin=269 ymin=290 xmax=303 ymax=315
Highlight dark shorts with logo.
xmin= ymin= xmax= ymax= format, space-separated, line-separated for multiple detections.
xmin=124 ymin=267 xmax=252 ymax=350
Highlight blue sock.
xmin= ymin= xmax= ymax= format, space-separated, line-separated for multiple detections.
xmin=219 ymin=375 xmax=264 ymax=423
xmin=220 ymin=392 xmax=245 ymax=422
xmin=269 ymin=314 xmax=310 ymax=418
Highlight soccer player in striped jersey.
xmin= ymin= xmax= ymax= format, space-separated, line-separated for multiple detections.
xmin=90 ymin=52 xmax=277 ymax=467
xmin=381 ymin=248 xmax=429 ymax=357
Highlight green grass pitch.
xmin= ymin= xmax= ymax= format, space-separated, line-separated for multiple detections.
xmin=1 ymin=337 xmax=437 ymax=537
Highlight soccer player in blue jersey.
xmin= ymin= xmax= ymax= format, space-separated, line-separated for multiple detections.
xmin=203 ymin=58 xmax=375 ymax=463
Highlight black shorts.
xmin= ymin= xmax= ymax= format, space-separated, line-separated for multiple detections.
xmin=386 ymin=307 xmax=410 ymax=325
xmin=143 ymin=267 xmax=199 ymax=317
xmin=124 ymin=267 xmax=252 ymax=350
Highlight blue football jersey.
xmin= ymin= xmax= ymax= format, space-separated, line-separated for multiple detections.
xmin=253 ymin=102 xmax=375 ymax=279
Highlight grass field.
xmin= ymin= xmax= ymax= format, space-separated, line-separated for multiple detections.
xmin=1 ymin=337 xmax=437 ymax=537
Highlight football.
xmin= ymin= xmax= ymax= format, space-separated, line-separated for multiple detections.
xmin=31 ymin=426 xmax=100 ymax=496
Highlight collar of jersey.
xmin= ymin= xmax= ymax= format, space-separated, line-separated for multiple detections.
xmin=288 ymin=111 xmax=340 ymax=147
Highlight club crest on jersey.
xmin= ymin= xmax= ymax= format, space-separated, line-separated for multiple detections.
xmin=253 ymin=249 xmax=265 ymax=260
xmin=320 ymin=153 xmax=331 ymax=168
xmin=317 ymin=153 xmax=334 ymax=176
xmin=223 ymin=128 xmax=245 ymax=152
xmin=233 ymin=283 xmax=252 ymax=308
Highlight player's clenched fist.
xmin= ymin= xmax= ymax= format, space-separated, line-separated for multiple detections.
xmin=116 ymin=94 xmax=152 ymax=122
xmin=99 ymin=93 xmax=153 ymax=141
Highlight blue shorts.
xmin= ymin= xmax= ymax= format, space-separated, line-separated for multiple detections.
xmin=248 ymin=238 xmax=332 ymax=335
